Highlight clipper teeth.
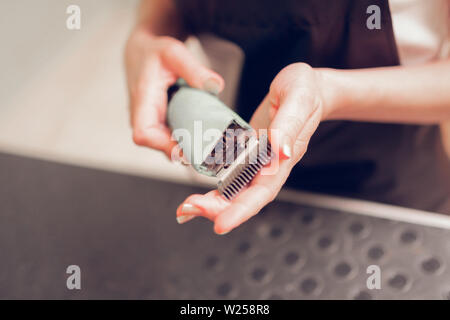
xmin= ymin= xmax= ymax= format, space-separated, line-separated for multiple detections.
xmin=218 ymin=140 xmax=272 ymax=200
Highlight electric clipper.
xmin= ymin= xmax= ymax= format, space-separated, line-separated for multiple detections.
xmin=167 ymin=79 xmax=272 ymax=200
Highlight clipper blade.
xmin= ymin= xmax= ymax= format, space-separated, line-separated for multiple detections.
xmin=217 ymin=136 xmax=272 ymax=200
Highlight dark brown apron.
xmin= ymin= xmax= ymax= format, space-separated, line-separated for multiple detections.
xmin=174 ymin=0 xmax=450 ymax=214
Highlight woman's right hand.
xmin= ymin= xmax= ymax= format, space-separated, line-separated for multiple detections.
xmin=124 ymin=26 xmax=225 ymax=157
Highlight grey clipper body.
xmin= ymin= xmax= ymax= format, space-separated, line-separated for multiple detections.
xmin=167 ymin=80 xmax=272 ymax=200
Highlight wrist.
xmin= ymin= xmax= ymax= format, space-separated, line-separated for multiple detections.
xmin=317 ymin=68 xmax=351 ymax=120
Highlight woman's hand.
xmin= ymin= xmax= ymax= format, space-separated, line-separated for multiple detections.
xmin=176 ymin=63 xmax=340 ymax=234
xmin=125 ymin=26 xmax=225 ymax=157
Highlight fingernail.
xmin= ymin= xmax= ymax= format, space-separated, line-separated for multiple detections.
xmin=180 ymin=203 xmax=203 ymax=215
xmin=180 ymin=158 xmax=189 ymax=166
xmin=176 ymin=215 xmax=196 ymax=224
xmin=217 ymin=230 xmax=229 ymax=236
xmin=177 ymin=203 xmax=202 ymax=224
xmin=282 ymin=137 xmax=292 ymax=159
xmin=202 ymin=77 xmax=221 ymax=95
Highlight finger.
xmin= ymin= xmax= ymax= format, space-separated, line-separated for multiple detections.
xmin=133 ymin=125 xmax=177 ymax=158
xmin=249 ymin=95 xmax=272 ymax=132
xmin=176 ymin=190 xmax=231 ymax=222
xmin=213 ymin=160 xmax=293 ymax=234
xmin=161 ymin=38 xmax=225 ymax=94
xmin=268 ymin=80 xmax=317 ymax=160
xmin=129 ymin=59 xmax=178 ymax=158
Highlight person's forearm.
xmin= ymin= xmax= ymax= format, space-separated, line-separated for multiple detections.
xmin=135 ymin=0 xmax=184 ymax=38
xmin=323 ymin=60 xmax=450 ymax=124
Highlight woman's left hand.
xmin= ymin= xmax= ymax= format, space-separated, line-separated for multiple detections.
xmin=176 ymin=63 xmax=339 ymax=234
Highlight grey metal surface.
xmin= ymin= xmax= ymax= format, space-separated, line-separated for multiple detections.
xmin=0 ymin=152 xmax=449 ymax=299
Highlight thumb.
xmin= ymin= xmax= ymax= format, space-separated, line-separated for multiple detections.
xmin=249 ymin=95 xmax=272 ymax=132
xmin=161 ymin=39 xmax=225 ymax=94
xmin=267 ymin=85 xmax=314 ymax=160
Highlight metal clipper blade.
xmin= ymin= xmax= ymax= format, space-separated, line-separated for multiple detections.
xmin=217 ymin=136 xmax=272 ymax=200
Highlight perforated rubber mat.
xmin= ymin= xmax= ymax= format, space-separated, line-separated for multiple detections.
xmin=0 ymin=152 xmax=450 ymax=299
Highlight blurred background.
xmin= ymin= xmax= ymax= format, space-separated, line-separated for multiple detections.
xmin=0 ymin=0 xmax=448 ymax=188
xmin=0 ymin=0 xmax=216 ymax=188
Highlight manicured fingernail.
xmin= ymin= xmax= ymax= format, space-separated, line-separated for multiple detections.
xmin=177 ymin=203 xmax=202 ymax=224
xmin=282 ymin=137 xmax=292 ymax=159
xmin=202 ymin=77 xmax=221 ymax=95
xmin=217 ymin=230 xmax=229 ymax=235
xmin=180 ymin=158 xmax=189 ymax=166
xmin=176 ymin=215 xmax=196 ymax=224
xmin=180 ymin=203 xmax=203 ymax=215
